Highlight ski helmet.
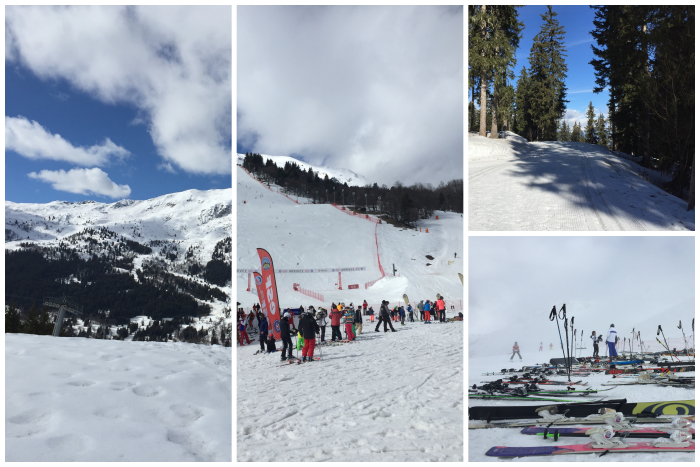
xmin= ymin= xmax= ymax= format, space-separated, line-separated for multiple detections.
xmin=283 ymin=312 xmax=290 ymax=318
xmin=610 ymin=324 xmax=614 ymax=327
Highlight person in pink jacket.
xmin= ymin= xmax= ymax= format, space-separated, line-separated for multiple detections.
xmin=436 ymin=296 xmax=446 ymax=322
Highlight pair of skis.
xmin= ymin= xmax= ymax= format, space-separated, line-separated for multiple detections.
xmin=484 ymin=411 xmax=695 ymax=457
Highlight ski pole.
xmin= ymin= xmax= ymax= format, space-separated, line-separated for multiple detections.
xmin=549 ymin=305 xmax=568 ymax=382
xmin=678 ymin=320 xmax=688 ymax=357
xmin=564 ymin=309 xmax=572 ymax=382
xmin=658 ymin=325 xmax=680 ymax=361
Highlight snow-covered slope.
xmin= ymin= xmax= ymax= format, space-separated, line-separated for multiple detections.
xmin=237 ymin=153 xmax=369 ymax=187
xmin=237 ymin=310 xmax=463 ymax=461
xmin=236 ymin=165 xmax=463 ymax=309
xmin=6 ymin=333 xmax=231 ymax=461
xmin=468 ymin=135 xmax=694 ymax=231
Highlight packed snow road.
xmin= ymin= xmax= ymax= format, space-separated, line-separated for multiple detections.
xmin=469 ymin=134 xmax=694 ymax=231
xmin=237 ymin=315 xmax=463 ymax=461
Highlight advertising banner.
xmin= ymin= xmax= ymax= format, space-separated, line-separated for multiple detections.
xmin=256 ymin=248 xmax=281 ymax=340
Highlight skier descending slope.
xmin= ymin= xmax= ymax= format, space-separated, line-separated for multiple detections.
xmin=510 ymin=342 xmax=522 ymax=361
xmin=606 ymin=324 xmax=618 ymax=361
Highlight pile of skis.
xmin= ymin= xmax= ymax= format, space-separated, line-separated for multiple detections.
xmin=471 ymin=403 xmax=695 ymax=458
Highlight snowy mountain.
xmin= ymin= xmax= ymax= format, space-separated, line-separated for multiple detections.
xmin=5 ymin=188 xmax=232 ymax=343
xmin=236 ymin=164 xmax=464 ymax=461
xmin=237 ymin=153 xmax=369 ymax=187
xmin=236 ymin=165 xmax=463 ymax=310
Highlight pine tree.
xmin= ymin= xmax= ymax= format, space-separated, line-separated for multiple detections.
xmin=570 ymin=122 xmax=583 ymax=143
xmin=585 ymin=102 xmax=598 ymax=144
xmin=527 ymin=6 xmax=568 ymax=141
xmin=514 ymin=66 xmax=534 ymax=140
xmin=469 ymin=6 xmax=523 ymax=138
xmin=558 ymin=120 xmax=571 ymax=142
xmin=596 ymin=113 xmax=608 ymax=148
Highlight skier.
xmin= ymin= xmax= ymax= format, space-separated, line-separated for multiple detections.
xmin=362 ymin=300 xmax=368 ymax=316
xmin=239 ymin=319 xmax=251 ymax=346
xmin=454 ymin=252 xmax=457 ymax=258
xmin=258 ymin=314 xmax=269 ymax=353
xmin=316 ymin=308 xmax=327 ymax=342
xmin=590 ymin=331 xmax=599 ymax=358
xmin=265 ymin=334 xmax=277 ymax=353
xmin=407 ymin=304 xmax=414 ymax=323
xmin=399 ymin=306 xmax=405 ymax=325
xmin=423 ymin=300 xmax=431 ymax=323
xmin=279 ymin=312 xmax=295 ymax=361
xmin=436 ymin=295 xmax=446 ymax=322
xmin=606 ymin=324 xmax=618 ymax=360
xmin=510 ymin=341 xmax=522 ymax=361
xmin=549 ymin=343 xmax=553 ymax=351
xmin=343 ymin=306 xmax=356 ymax=341
xmin=330 ymin=305 xmax=342 ymax=341
xmin=354 ymin=305 xmax=363 ymax=335
xmin=539 ymin=342 xmax=543 ymax=352
xmin=298 ymin=310 xmax=320 ymax=362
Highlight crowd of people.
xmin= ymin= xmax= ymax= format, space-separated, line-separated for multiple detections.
xmin=237 ymin=296 xmax=463 ymax=362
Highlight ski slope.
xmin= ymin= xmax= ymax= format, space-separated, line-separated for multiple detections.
xmin=468 ymin=354 xmax=694 ymax=462
xmin=237 ymin=316 xmax=463 ymax=461
xmin=236 ymin=165 xmax=463 ymax=309
xmin=5 ymin=334 xmax=231 ymax=461
xmin=469 ymin=133 xmax=694 ymax=231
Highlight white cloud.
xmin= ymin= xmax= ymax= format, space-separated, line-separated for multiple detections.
xmin=6 ymin=6 xmax=231 ymax=176
xmin=28 ymin=168 xmax=131 ymax=198
xmin=238 ymin=6 xmax=463 ymax=185
xmin=5 ymin=115 xmax=129 ymax=166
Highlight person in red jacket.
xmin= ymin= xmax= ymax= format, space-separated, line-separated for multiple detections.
xmin=436 ymin=296 xmax=446 ymax=322
xmin=510 ymin=341 xmax=522 ymax=361
xmin=362 ymin=300 xmax=368 ymax=315
xmin=238 ymin=319 xmax=251 ymax=345
xmin=329 ymin=306 xmax=342 ymax=341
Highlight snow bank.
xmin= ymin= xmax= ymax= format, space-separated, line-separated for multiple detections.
xmin=6 ymin=334 xmax=231 ymax=461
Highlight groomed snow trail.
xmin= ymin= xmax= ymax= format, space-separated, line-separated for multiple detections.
xmin=469 ymin=134 xmax=694 ymax=231
xmin=237 ymin=317 xmax=463 ymax=461
xmin=6 ymin=334 xmax=232 ymax=461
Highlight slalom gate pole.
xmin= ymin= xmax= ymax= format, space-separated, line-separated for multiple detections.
xmin=678 ymin=320 xmax=688 ymax=357
xmin=571 ymin=326 xmax=576 ymax=366
xmin=693 ymin=319 xmax=695 ymax=356
xmin=549 ymin=305 xmax=569 ymax=382
xmin=658 ymin=325 xmax=681 ymax=361
xmin=579 ymin=330 xmax=583 ymax=358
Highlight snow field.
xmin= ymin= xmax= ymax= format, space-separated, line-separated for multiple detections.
xmin=6 ymin=334 xmax=232 ymax=461
xmin=237 ymin=317 xmax=463 ymax=461
xmin=236 ymin=165 xmax=463 ymax=309
xmin=468 ymin=353 xmax=694 ymax=462
xmin=468 ymin=135 xmax=694 ymax=231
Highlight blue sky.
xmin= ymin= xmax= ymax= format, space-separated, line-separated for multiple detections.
xmin=470 ymin=5 xmax=609 ymax=127
xmin=5 ymin=6 xmax=231 ymax=204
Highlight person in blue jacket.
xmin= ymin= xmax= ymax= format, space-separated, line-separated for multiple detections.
xmin=399 ymin=306 xmax=406 ymax=325
xmin=407 ymin=304 xmax=414 ymax=323
xmin=423 ymin=300 xmax=431 ymax=323
xmin=258 ymin=313 xmax=269 ymax=352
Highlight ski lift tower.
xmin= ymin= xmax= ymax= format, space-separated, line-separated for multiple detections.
xmin=44 ymin=296 xmax=83 ymax=337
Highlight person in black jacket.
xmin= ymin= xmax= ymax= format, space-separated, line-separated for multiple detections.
xmin=354 ymin=305 xmax=363 ymax=335
xmin=298 ymin=311 xmax=320 ymax=362
xmin=375 ymin=300 xmax=396 ymax=332
xmin=280 ymin=311 xmax=296 ymax=361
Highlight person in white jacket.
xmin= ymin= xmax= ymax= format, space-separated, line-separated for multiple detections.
xmin=590 ymin=331 xmax=600 ymax=358
xmin=605 ymin=324 xmax=618 ymax=359
xmin=316 ymin=309 xmax=327 ymax=342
